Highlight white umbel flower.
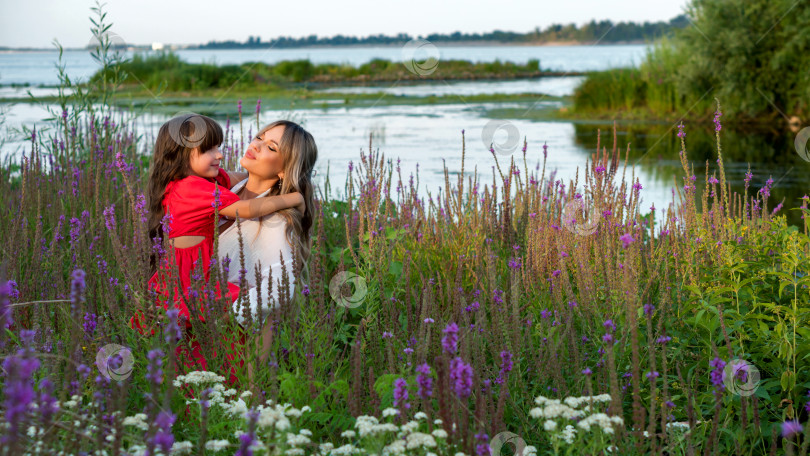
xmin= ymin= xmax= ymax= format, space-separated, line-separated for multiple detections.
xmin=205 ymin=440 xmax=230 ymax=451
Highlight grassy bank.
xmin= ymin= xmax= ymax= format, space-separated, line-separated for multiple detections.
xmin=1 ymin=88 xmax=564 ymax=118
xmin=92 ymin=52 xmax=570 ymax=93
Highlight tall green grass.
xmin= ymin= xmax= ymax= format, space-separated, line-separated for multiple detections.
xmin=574 ymin=0 xmax=810 ymax=122
xmin=94 ymin=52 xmax=547 ymax=92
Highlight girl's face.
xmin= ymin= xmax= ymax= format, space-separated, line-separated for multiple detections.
xmin=188 ymin=145 xmax=223 ymax=179
xmin=241 ymin=125 xmax=286 ymax=180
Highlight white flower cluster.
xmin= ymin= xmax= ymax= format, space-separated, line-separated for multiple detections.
xmin=331 ymin=443 xmax=362 ymax=455
xmin=205 ymin=439 xmax=231 ymax=452
xmin=576 ymin=413 xmax=624 ymax=434
xmin=355 ymin=416 xmax=398 ymax=438
xmin=382 ymin=439 xmax=407 ymax=456
xmin=171 ymin=441 xmax=193 ymax=454
xmin=340 ymin=411 xmax=449 ymax=456
xmin=560 ymin=424 xmax=577 ymax=444
xmin=563 ymin=394 xmax=611 ymax=408
xmin=122 ymin=413 xmax=149 ymax=431
xmin=666 ymin=422 xmax=691 ymax=432
xmin=287 ymin=430 xmax=312 ymax=447
xmin=531 ymin=393 xmax=624 ymax=444
xmin=529 ymin=399 xmax=584 ymax=420
xmin=405 ymin=432 xmax=437 ymax=450
xmin=61 ymin=394 xmax=81 ymax=409
xmin=172 ymin=371 xmax=226 ymax=387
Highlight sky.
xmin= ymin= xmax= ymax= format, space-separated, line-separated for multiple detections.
xmin=0 ymin=0 xmax=691 ymax=49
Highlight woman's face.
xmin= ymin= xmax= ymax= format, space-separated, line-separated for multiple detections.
xmin=241 ymin=125 xmax=286 ymax=180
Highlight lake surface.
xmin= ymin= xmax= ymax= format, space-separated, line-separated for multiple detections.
xmin=1 ymin=44 xmax=806 ymax=227
xmin=0 ymin=44 xmax=647 ymax=86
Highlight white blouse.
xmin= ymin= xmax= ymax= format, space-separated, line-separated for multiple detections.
xmin=217 ymin=179 xmax=296 ymax=326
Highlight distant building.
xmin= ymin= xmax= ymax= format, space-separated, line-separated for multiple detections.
xmin=152 ymin=42 xmax=164 ymax=51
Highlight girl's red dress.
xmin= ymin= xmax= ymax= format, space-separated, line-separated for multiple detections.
xmin=131 ymin=168 xmax=245 ymax=386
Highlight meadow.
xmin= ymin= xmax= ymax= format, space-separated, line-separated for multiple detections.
xmin=2 ymin=6 xmax=810 ymax=456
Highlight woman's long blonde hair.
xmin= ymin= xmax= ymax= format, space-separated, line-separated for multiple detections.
xmin=253 ymin=120 xmax=317 ymax=285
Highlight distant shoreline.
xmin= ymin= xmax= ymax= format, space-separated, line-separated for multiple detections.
xmin=0 ymin=40 xmax=649 ymax=53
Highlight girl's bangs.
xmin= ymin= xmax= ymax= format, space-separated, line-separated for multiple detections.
xmin=196 ymin=115 xmax=224 ymax=152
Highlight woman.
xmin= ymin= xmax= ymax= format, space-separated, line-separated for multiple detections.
xmin=218 ymin=119 xmax=317 ymax=385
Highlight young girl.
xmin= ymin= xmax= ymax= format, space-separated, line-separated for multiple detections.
xmin=132 ymin=113 xmax=304 ymax=385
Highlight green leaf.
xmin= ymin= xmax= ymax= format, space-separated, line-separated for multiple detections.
xmin=780 ymin=370 xmax=795 ymax=392
xmin=389 ymin=261 xmax=403 ymax=279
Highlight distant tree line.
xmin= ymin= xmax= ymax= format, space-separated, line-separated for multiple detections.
xmin=195 ymin=15 xmax=688 ymax=49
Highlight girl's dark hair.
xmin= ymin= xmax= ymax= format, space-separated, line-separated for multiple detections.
xmin=147 ymin=113 xmax=223 ymax=271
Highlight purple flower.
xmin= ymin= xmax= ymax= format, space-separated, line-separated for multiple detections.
xmin=1 ymin=280 xmax=14 ymax=331
xmin=495 ymin=350 xmax=513 ymax=385
xmin=393 ymin=378 xmax=410 ymax=410
xmin=70 ymin=269 xmax=86 ymax=308
xmin=500 ymin=350 xmax=513 ymax=374
xmin=782 ymin=420 xmax=802 ymax=438
xmin=728 ymin=359 xmax=749 ymax=383
xmin=657 ymin=335 xmax=672 ymax=344
xmin=646 ymin=371 xmax=660 ymax=381
xmin=475 ymin=432 xmax=490 ymax=456
xmin=709 ymin=357 xmax=726 ymax=391
xmin=449 ymin=357 xmax=473 ymax=399
xmin=103 ymin=204 xmax=116 ymax=231
xmin=602 ymin=333 xmax=614 ymax=344
xmin=37 ymin=378 xmax=59 ymax=423
xmin=416 ymin=363 xmax=433 ymax=399
xmin=146 ymin=349 xmax=164 ymax=386
xmin=235 ymin=408 xmax=259 ymax=456
xmin=759 ymin=177 xmax=774 ymax=200
xmin=442 ymin=322 xmax=459 ymax=354
xmin=114 ymin=151 xmax=128 ymax=173
xmin=83 ymin=312 xmax=97 ymax=337
xmin=603 ymin=319 xmax=616 ymax=332
xmin=382 ymin=331 xmax=393 ymax=339
xmin=713 ymin=108 xmax=722 ymax=132
xmin=424 ymin=317 xmax=434 ymax=324
xmin=540 ymin=309 xmax=551 ymax=319
xmin=582 ymin=367 xmax=592 ymax=376
xmin=620 ymin=233 xmax=635 ymax=249
xmin=643 ymin=304 xmax=655 ymax=316
xmin=1 ymin=348 xmax=40 ymax=445
xmin=163 ymin=308 xmax=182 ymax=344
xmin=677 ymin=123 xmax=685 ymax=138
xmin=633 ymin=181 xmax=643 ymax=192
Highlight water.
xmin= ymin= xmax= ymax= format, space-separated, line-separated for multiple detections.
xmin=316 ymin=77 xmax=585 ymax=97
xmin=0 ymin=44 xmax=647 ymax=86
xmin=1 ymin=44 xmax=806 ymax=227
xmin=4 ymin=98 xmax=804 ymax=226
